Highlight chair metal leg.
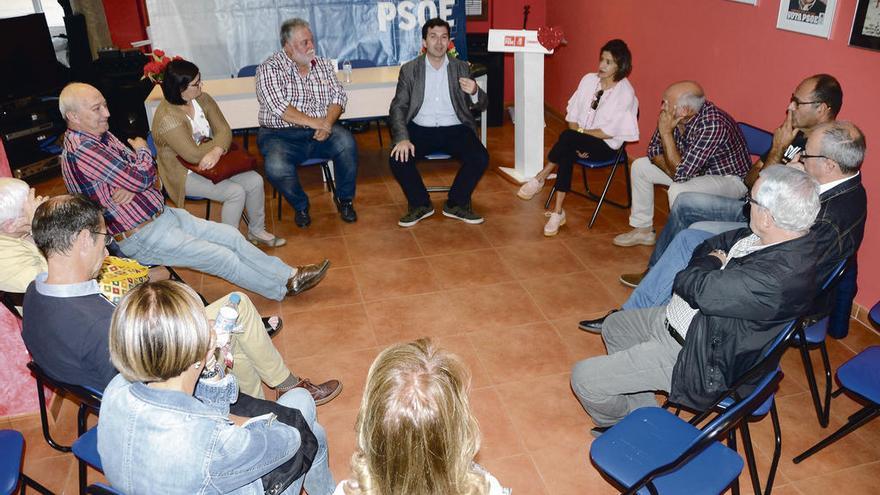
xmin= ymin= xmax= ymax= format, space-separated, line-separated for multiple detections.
xmin=204 ymin=200 xmax=211 ymax=221
xmin=588 ymin=159 xmax=623 ymax=228
xmin=765 ymin=402 xmax=782 ymax=494
xmin=376 ymin=120 xmax=384 ymax=148
xmin=726 ymin=430 xmax=741 ymax=495
xmin=21 ymin=474 xmax=55 ymax=495
xmin=34 ymin=376 xmax=72 ymax=452
xmin=543 ymin=185 xmax=557 ymax=210
xmin=793 ymin=405 xmax=879 ymax=463
xmin=796 ymin=331 xmax=832 ymax=427
xmin=739 ymin=421 xmax=763 ymax=495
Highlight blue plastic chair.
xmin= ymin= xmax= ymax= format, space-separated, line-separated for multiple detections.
xmin=234 ymin=65 xmax=260 ymax=150
xmin=26 ymin=361 xmax=102 ymax=454
xmin=423 ymin=152 xmax=453 ymax=193
xmin=338 ymin=59 xmax=387 ymax=147
xmin=145 ymin=133 xmax=212 ymax=220
xmin=590 ymin=369 xmax=783 ymax=494
xmin=793 ymin=345 xmax=880 ymax=463
xmin=274 ymin=158 xmax=336 ymax=220
xmin=792 ymin=258 xmax=850 ymax=428
xmin=869 ymin=301 xmax=879 ymax=328
xmin=737 ymin=122 xmax=773 ymax=158
xmin=544 ymin=144 xmax=631 ymax=228
xmin=71 ymin=427 xmax=125 ymax=494
xmin=0 ymin=430 xmax=52 ymax=494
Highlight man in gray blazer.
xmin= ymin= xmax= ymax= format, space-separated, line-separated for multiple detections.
xmin=388 ymin=18 xmax=490 ymax=227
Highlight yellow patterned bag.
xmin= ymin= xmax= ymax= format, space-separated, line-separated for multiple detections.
xmin=97 ymin=256 xmax=150 ymax=304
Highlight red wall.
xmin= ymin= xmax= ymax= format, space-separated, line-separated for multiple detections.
xmin=544 ymin=0 xmax=879 ymax=309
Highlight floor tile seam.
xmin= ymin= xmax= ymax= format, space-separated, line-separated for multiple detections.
xmin=788 ymin=458 xmax=880 ymax=487
xmin=356 ymin=278 xmax=538 ymax=305
xmin=333 ymin=235 xmax=370 ymax=308
xmin=515 ymin=270 xmax=597 ymax=324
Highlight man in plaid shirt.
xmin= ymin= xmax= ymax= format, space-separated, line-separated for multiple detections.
xmin=256 ymin=18 xmax=358 ymax=228
xmin=613 ymin=81 xmax=750 ymax=248
xmin=58 ymin=83 xmax=331 ymax=302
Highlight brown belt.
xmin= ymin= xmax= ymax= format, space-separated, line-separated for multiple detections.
xmin=112 ymin=210 xmax=163 ymax=242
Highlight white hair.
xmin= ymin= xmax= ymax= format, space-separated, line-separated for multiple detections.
xmin=755 ymin=165 xmax=821 ymax=233
xmin=677 ymin=92 xmax=706 ymax=113
xmin=0 ymin=178 xmax=29 ymax=225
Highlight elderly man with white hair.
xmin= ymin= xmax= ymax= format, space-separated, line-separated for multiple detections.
xmin=571 ymin=165 xmax=822 ymax=433
xmin=0 ymin=178 xmax=47 ymax=292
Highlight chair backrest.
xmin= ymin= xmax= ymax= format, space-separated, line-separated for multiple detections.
xmin=26 ymin=361 xmax=103 ymax=414
xmin=738 ymin=122 xmax=773 ymax=158
xmin=0 ymin=291 xmax=23 ymax=319
xmin=236 ymin=65 xmax=258 ymax=78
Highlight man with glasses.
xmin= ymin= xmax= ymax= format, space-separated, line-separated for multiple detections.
xmin=612 ymin=81 xmax=750 ymax=248
xmin=572 ymin=165 xmax=822 ymax=433
xmin=580 ymin=121 xmax=866 ymax=334
xmin=22 ymin=194 xmax=343 ymax=404
xmin=582 ymin=74 xmax=844 ymax=332
xmin=58 ymin=82 xmax=330 ymax=302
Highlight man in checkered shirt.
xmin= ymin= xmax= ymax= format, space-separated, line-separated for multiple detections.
xmin=256 ymin=18 xmax=358 ymax=228
xmin=612 ymin=81 xmax=751 ymax=248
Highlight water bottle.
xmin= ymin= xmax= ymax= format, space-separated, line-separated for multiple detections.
xmin=213 ymin=294 xmax=241 ymax=368
xmin=342 ymin=59 xmax=352 ymax=83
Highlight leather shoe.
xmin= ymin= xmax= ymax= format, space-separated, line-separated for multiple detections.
xmin=590 ymin=426 xmax=611 ymax=438
xmin=283 ymin=378 xmax=342 ymax=406
xmin=287 ymin=260 xmax=330 ymax=296
xmin=619 ymin=269 xmax=647 ymax=288
xmin=294 ymin=208 xmax=311 ymax=228
xmin=578 ymin=309 xmax=619 ymax=334
xmin=337 ymin=200 xmax=357 ymax=223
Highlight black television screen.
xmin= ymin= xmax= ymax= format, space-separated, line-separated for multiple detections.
xmin=0 ymin=13 xmax=63 ymax=101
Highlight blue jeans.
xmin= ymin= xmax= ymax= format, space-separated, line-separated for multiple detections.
xmin=258 ymin=124 xmax=358 ymax=212
xmin=277 ymin=389 xmax=335 ymax=495
xmin=623 ymin=228 xmax=715 ymax=310
xmin=649 ymin=192 xmax=747 ymax=268
xmin=117 ymin=207 xmax=294 ymax=300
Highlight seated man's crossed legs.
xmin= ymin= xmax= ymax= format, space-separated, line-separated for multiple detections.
xmin=208 ymin=292 xmax=341 ymax=405
xmin=613 ymin=157 xmax=747 ymax=249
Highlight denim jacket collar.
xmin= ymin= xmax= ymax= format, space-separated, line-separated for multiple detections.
xmin=819 ymin=172 xmax=861 ymax=202
xmin=129 ymin=381 xmax=231 ymax=421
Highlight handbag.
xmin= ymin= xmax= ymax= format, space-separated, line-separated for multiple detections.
xmin=96 ymin=256 xmax=150 ymax=305
xmin=178 ymin=141 xmax=258 ymax=184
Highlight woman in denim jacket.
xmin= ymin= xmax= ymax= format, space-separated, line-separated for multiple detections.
xmin=97 ymin=281 xmax=335 ymax=494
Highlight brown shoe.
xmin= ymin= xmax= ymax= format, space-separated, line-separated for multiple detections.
xmin=287 ymin=260 xmax=330 ymax=296
xmin=619 ymin=269 xmax=648 ymax=288
xmin=284 ymin=378 xmax=342 ymax=406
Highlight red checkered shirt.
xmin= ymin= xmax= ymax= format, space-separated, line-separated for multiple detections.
xmin=646 ymin=100 xmax=750 ymax=183
xmin=61 ymin=129 xmax=164 ymax=234
xmin=256 ymin=52 xmax=347 ymax=128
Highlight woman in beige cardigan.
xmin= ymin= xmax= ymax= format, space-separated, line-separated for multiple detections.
xmin=152 ymin=59 xmax=284 ymax=247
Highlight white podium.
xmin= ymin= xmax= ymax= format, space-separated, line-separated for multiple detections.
xmin=488 ymin=29 xmax=553 ymax=183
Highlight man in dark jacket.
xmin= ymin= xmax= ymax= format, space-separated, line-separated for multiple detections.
xmin=388 ymin=17 xmax=489 ymax=227
xmin=570 ymin=165 xmax=821 ymax=431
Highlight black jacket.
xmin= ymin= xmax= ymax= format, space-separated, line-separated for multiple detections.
xmin=668 ymin=228 xmax=819 ymax=411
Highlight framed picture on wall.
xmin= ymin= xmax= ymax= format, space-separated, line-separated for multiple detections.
xmin=849 ymin=0 xmax=880 ymax=51
xmin=776 ymin=0 xmax=838 ymax=38
xmin=466 ymin=0 xmax=489 ymax=21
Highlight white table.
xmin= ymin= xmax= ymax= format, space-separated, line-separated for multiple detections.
xmin=144 ymin=66 xmax=487 ymax=145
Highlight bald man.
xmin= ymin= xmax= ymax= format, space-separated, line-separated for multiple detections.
xmin=613 ymin=81 xmax=751 ymax=248
xmin=58 ymin=83 xmax=330 ymax=301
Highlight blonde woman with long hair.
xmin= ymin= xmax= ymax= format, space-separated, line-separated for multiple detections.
xmin=334 ymin=338 xmax=510 ymax=495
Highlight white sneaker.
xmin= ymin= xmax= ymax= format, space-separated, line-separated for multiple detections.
xmin=517 ymin=177 xmax=545 ymax=200
xmin=543 ymin=210 xmax=566 ymax=236
xmin=612 ymin=228 xmax=656 ymax=247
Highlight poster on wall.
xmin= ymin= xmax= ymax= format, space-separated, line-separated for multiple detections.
xmin=776 ymin=0 xmax=838 ymax=38
xmin=849 ymin=0 xmax=880 ymax=51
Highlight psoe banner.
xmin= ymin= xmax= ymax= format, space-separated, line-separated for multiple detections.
xmin=146 ymin=0 xmax=468 ymax=80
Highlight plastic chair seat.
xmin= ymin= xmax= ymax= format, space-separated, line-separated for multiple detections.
xmin=576 ymin=156 xmax=621 ymax=169
xmin=72 ymin=427 xmax=102 ymax=471
xmin=837 ymin=346 xmax=880 ymax=404
xmin=0 ymin=430 xmax=24 ymax=495
xmin=591 ymin=407 xmax=743 ymax=494
xmin=425 ymin=153 xmax=452 ymax=160
xmin=869 ymin=302 xmax=879 ymax=327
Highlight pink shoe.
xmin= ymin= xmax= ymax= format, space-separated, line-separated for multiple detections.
xmin=517 ymin=177 xmax=545 ymax=200
xmin=544 ymin=210 xmax=566 ymax=236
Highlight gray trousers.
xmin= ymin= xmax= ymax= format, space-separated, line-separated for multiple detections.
xmin=570 ymin=306 xmax=682 ymax=426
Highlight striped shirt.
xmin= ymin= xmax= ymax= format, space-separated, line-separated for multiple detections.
xmin=61 ymin=129 xmax=164 ymax=234
xmin=256 ymin=52 xmax=347 ymax=128
xmin=646 ymin=100 xmax=751 ymax=183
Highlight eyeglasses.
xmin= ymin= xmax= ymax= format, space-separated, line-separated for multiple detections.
xmin=790 ymin=94 xmax=822 ymax=107
xmin=91 ymin=231 xmax=113 ymax=246
xmin=591 ymin=89 xmax=604 ymax=110
xmin=798 ymin=153 xmax=827 ymax=161
xmin=743 ymin=193 xmax=766 ymax=210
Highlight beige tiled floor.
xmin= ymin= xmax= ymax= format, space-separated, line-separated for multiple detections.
xmin=8 ymin=116 xmax=880 ymax=494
